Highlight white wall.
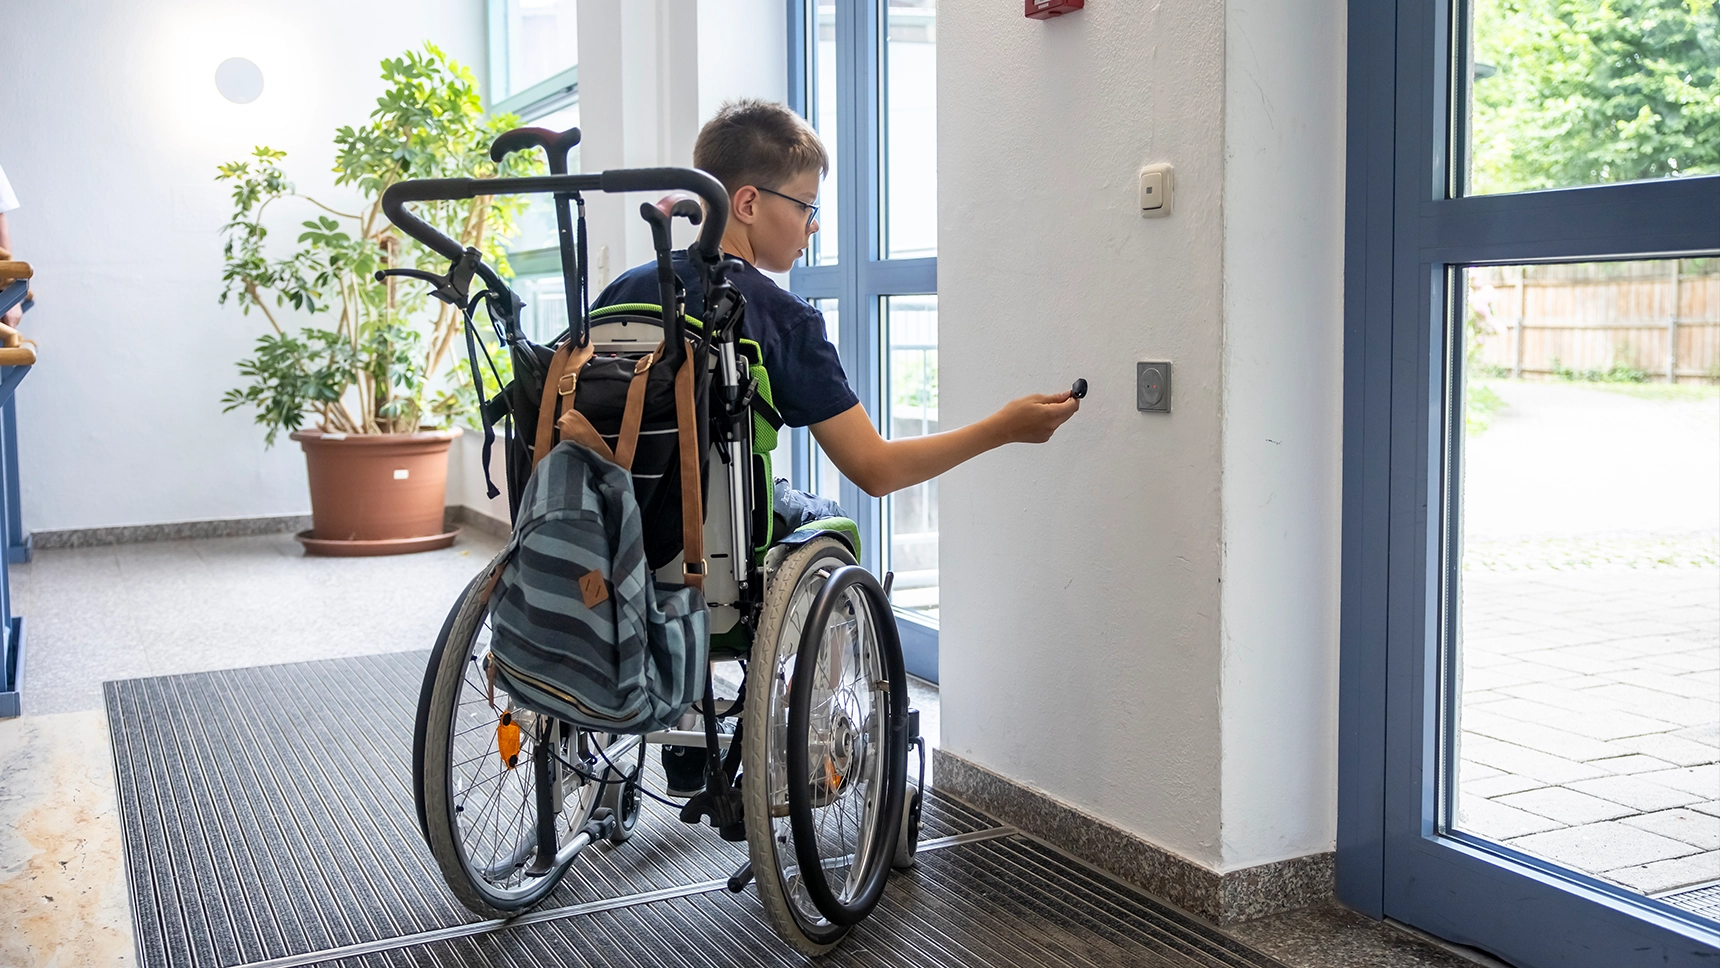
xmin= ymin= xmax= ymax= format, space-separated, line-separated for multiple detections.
xmin=938 ymin=0 xmax=1231 ymax=867
xmin=939 ymin=0 xmax=1346 ymax=873
xmin=0 ymin=0 xmax=487 ymax=533
xmin=1219 ymin=1 xmax=1346 ymax=867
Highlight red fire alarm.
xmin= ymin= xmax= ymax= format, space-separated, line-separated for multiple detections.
xmin=1026 ymin=0 xmax=1083 ymax=19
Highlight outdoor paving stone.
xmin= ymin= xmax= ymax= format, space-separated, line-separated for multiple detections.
xmin=1611 ymin=668 xmax=1720 ymax=699
xmin=1458 ymin=664 xmax=1545 ymax=691
xmin=1510 ymin=650 xmax=1624 ymax=676
xmin=1495 ymin=786 xmax=1635 ymax=825
xmin=1542 ymin=709 xmax=1681 ymax=741
xmin=1588 ymin=754 xmax=1680 ymax=774
xmin=1673 ymin=723 xmax=1720 ymax=747
xmin=1494 ymin=682 xmax=1622 ymax=712
xmin=1615 ymin=733 xmax=1720 ymax=768
xmin=1462 ymin=773 xmax=1545 ymax=798
xmin=1636 ymin=765 xmax=1720 ymax=798
xmin=1604 ymin=850 xmax=1720 ymax=895
xmin=1459 ymin=715 xmax=1625 ymax=762
xmin=1458 ymin=760 xmax=1502 ymax=782
xmin=1641 ymin=650 xmax=1718 ymax=674
xmin=1508 ymin=821 xmax=1700 ymax=872
xmin=1620 ymin=809 xmax=1720 ymax=851
xmin=1688 ymin=801 xmax=1720 ymax=819
xmin=1457 ymin=794 xmax=1564 ymax=841
xmin=1461 ymin=735 xmax=1606 ymax=784
xmin=1567 ymin=775 xmax=1704 ymax=811
xmin=1604 ymin=635 xmax=1714 ymax=657
xmin=1479 ymin=696 xmax=1585 ymax=724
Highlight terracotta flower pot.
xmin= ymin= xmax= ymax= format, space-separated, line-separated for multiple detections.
xmin=289 ymin=428 xmax=463 ymax=556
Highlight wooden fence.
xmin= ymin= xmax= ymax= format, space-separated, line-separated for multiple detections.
xmin=1469 ymin=260 xmax=1720 ymax=383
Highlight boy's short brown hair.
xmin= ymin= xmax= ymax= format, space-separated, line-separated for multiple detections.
xmin=693 ymin=99 xmax=829 ymax=197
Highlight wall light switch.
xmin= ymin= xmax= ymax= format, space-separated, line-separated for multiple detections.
xmin=1137 ymin=362 xmax=1172 ymax=412
xmin=1140 ymin=163 xmax=1173 ymax=218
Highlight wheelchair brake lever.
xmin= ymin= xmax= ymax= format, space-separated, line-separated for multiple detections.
xmin=375 ymin=266 xmax=469 ymax=309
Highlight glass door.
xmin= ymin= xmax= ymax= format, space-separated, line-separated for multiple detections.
xmin=788 ymin=0 xmax=940 ymax=680
xmin=1344 ymin=1 xmax=1720 ymax=965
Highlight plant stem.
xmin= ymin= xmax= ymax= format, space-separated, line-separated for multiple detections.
xmin=243 ymin=282 xmax=285 ymax=335
xmin=299 ymin=195 xmax=363 ymax=221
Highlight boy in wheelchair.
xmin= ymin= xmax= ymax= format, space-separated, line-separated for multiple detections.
xmin=595 ymin=100 xmax=1082 ymax=794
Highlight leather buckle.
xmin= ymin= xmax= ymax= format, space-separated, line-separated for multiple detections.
xmin=557 ymin=371 xmax=577 ymax=396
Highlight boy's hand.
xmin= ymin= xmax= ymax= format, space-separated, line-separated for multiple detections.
xmin=995 ymin=391 xmax=1080 ymax=444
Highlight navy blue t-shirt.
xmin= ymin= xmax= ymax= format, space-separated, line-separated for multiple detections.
xmin=592 ymin=252 xmax=859 ymax=428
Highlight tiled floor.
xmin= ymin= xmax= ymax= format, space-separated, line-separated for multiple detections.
xmin=0 ymin=534 xmax=1487 ymax=968
xmin=1454 ymin=379 xmax=1720 ymax=897
xmin=12 ymin=530 xmax=509 ymax=715
xmin=1457 ymin=561 xmax=1720 ymax=894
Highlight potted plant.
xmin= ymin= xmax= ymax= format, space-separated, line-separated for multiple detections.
xmin=218 ymin=44 xmax=538 ymax=555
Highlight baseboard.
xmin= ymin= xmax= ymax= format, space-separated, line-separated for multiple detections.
xmin=933 ymin=748 xmax=1333 ymax=925
xmin=444 ymin=505 xmax=511 ymax=541
xmin=31 ymin=506 xmax=513 ymax=551
xmin=32 ymin=514 xmax=314 ymax=549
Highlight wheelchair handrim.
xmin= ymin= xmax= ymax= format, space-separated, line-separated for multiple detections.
xmin=784 ymin=564 xmax=909 ymax=926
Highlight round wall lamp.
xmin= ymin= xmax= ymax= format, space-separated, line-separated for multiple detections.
xmin=215 ymin=57 xmax=264 ymax=104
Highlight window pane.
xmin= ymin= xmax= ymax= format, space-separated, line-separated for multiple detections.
xmin=515 ymin=274 xmax=569 ymax=344
xmin=1464 ymin=0 xmax=1720 ymax=196
xmin=885 ymin=295 xmax=939 ymax=619
xmin=807 ymin=2 xmax=840 ymax=266
xmin=506 ymin=102 xmax=581 ymax=254
xmin=1448 ymin=258 xmax=1720 ymax=901
xmin=496 ymin=0 xmax=579 ymax=103
xmin=808 ymin=299 xmax=845 ymax=503
xmin=884 ymin=0 xmax=937 ymax=259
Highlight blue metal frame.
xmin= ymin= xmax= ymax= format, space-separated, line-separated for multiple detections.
xmin=786 ymin=0 xmax=939 ymax=682
xmin=0 ymin=362 xmax=31 ymax=717
xmin=1339 ymin=1 xmax=1720 ymax=963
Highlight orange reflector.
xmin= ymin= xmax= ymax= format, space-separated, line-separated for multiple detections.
xmin=497 ymin=711 xmax=523 ymax=769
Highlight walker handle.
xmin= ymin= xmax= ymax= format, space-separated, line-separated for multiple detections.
xmin=489 ymin=126 xmax=582 ymax=175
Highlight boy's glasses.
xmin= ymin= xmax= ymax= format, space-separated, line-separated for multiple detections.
xmin=756 ymin=185 xmax=820 ymax=228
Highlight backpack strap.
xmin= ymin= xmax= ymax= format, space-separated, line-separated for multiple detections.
xmin=611 ymin=349 xmax=656 ymax=471
xmin=553 ymin=344 xmax=657 ymax=470
xmin=533 ymin=339 xmax=595 ymax=469
xmin=674 ymin=340 xmax=705 ymax=591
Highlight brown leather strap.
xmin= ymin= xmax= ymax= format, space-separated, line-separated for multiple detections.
xmin=611 ymin=349 xmax=657 ymax=472
xmin=555 ymin=409 xmax=616 ymax=462
xmin=532 ymin=340 xmax=594 ymax=468
xmin=674 ymin=341 xmax=705 ymax=591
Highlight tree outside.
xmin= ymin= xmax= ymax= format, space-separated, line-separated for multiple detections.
xmin=1471 ymin=0 xmax=1720 ymax=195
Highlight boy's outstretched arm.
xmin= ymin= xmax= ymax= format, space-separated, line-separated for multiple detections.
xmin=809 ymin=392 xmax=1080 ymax=498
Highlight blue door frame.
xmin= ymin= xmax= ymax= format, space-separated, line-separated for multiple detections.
xmin=1336 ymin=2 xmax=1720 ymax=965
xmin=785 ymin=0 xmax=940 ymax=683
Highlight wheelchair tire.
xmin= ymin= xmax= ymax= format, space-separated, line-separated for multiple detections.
xmin=419 ymin=550 xmax=605 ymax=915
xmin=742 ymin=537 xmax=909 ymax=956
xmin=598 ymin=732 xmax=645 ymax=844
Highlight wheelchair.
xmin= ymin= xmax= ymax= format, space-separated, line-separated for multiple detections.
xmin=380 ymin=126 xmax=925 ymax=956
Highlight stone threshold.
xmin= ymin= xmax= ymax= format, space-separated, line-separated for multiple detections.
xmin=934 ymin=747 xmax=1333 ymax=925
xmin=31 ymin=505 xmax=512 ymax=550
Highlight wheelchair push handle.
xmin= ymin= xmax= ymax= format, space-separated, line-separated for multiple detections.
xmin=379 ymin=167 xmax=731 ymax=265
xmin=489 ymin=125 xmax=582 ymax=175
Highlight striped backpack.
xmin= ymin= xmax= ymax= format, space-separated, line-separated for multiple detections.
xmin=485 ymin=339 xmax=707 ymax=734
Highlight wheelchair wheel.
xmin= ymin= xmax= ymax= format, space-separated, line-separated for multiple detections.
xmin=742 ymin=537 xmax=910 ymax=956
xmin=419 ymin=551 xmax=609 ymax=915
